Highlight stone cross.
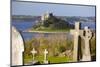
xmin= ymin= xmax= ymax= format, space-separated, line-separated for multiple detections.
xmin=12 ymin=26 xmax=24 ymax=66
xmin=80 ymin=26 xmax=92 ymax=61
xmin=31 ymin=48 xmax=37 ymax=61
xmin=70 ymin=22 xmax=83 ymax=62
xmin=44 ymin=49 xmax=48 ymax=64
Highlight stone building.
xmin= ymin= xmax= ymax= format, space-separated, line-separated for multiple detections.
xmin=41 ymin=12 xmax=53 ymax=21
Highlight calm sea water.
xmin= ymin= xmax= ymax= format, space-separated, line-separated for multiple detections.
xmin=12 ymin=20 xmax=96 ymax=41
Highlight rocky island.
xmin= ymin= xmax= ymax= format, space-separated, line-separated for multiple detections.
xmin=24 ymin=12 xmax=74 ymax=33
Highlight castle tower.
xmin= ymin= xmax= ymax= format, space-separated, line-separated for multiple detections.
xmin=41 ymin=12 xmax=53 ymax=21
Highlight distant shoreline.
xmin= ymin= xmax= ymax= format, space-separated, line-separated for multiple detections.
xmin=23 ymin=30 xmax=69 ymax=33
xmin=22 ymin=28 xmax=96 ymax=33
xmin=12 ymin=15 xmax=96 ymax=23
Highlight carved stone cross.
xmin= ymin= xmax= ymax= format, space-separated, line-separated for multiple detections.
xmin=80 ymin=26 xmax=92 ymax=61
xmin=70 ymin=22 xmax=93 ymax=62
xmin=70 ymin=22 xmax=83 ymax=62
xmin=31 ymin=48 xmax=37 ymax=61
xmin=44 ymin=49 xmax=48 ymax=64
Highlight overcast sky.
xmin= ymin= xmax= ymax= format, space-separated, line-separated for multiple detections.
xmin=12 ymin=1 xmax=95 ymax=17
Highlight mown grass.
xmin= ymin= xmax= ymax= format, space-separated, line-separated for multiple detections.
xmin=24 ymin=55 xmax=72 ymax=64
xmin=48 ymin=56 xmax=72 ymax=63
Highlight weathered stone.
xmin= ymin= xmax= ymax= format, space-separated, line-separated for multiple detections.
xmin=44 ymin=49 xmax=48 ymax=64
xmin=12 ymin=26 xmax=24 ymax=66
xmin=70 ymin=22 xmax=82 ymax=62
xmin=31 ymin=48 xmax=37 ymax=61
xmin=80 ymin=27 xmax=92 ymax=61
xmin=70 ymin=22 xmax=92 ymax=62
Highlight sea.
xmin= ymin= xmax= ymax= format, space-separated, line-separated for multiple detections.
xmin=12 ymin=20 xmax=96 ymax=41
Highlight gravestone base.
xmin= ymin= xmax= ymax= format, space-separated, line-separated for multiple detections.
xmin=44 ymin=60 xmax=48 ymax=64
xmin=24 ymin=60 xmax=39 ymax=65
xmin=32 ymin=60 xmax=39 ymax=64
xmin=81 ymin=55 xmax=91 ymax=61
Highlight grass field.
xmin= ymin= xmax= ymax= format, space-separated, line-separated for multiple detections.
xmin=24 ymin=55 xmax=72 ymax=64
xmin=23 ymin=32 xmax=96 ymax=65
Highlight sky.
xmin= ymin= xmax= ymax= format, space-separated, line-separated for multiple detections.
xmin=12 ymin=1 xmax=95 ymax=17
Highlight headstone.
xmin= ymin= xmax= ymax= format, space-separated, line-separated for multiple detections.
xmin=11 ymin=26 xmax=24 ymax=66
xmin=70 ymin=22 xmax=93 ymax=62
xmin=31 ymin=48 xmax=37 ymax=61
xmin=70 ymin=22 xmax=83 ymax=62
xmin=80 ymin=26 xmax=92 ymax=61
xmin=44 ymin=49 xmax=48 ymax=64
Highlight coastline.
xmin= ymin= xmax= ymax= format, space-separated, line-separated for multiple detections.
xmin=23 ymin=30 xmax=69 ymax=33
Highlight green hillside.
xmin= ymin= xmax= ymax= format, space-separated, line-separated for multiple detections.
xmin=32 ymin=13 xmax=74 ymax=32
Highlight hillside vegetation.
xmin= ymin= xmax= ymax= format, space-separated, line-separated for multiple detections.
xmin=32 ymin=14 xmax=74 ymax=31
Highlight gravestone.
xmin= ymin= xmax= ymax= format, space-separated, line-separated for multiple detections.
xmin=80 ymin=27 xmax=92 ymax=61
xmin=31 ymin=48 xmax=37 ymax=61
xmin=44 ymin=49 xmax=48 ymax=64
xmin=11 ymin=26 xmax=24 ymax=66
xmin=70 ymin=22 xmax=93 ymax=62
xmin=70 ymin=22 xmax=83 ymax=62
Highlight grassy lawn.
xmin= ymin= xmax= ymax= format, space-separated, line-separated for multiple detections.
xmin=24 ymin=55 xmax=72 ymax=64
xmin=48 ymin=56 xmax=72 ymax=63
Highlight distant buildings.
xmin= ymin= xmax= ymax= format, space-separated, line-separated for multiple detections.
xmin=41 ymin=12 xmax=53 ymax=21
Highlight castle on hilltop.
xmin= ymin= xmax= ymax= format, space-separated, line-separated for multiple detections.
xmin=41 ymin=12 xmax=53 ymax=21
